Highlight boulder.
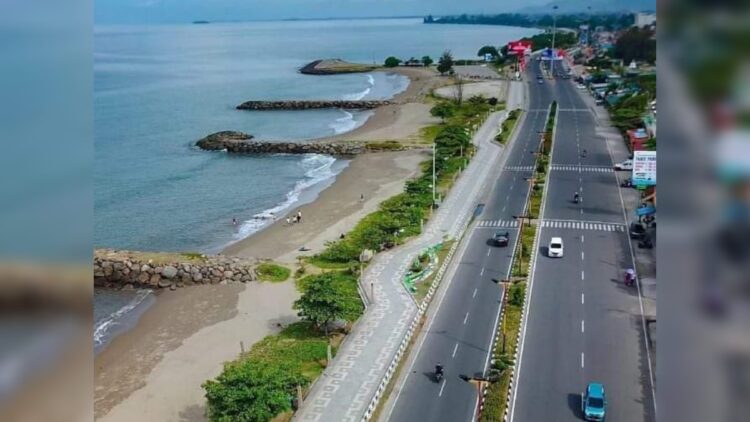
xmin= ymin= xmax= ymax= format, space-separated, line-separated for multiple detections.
xmin=162 ymin=265 xmax=178 ymax=279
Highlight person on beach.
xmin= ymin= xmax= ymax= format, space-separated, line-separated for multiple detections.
xmin=232 ymin=217 xmax=237 ymax=226
xmin=360 ymin=193 xmax=364 ymax=202
xmin=297 ymin=210 xmax=302 ymax=223
xmin=286 ymin=217 xmax=291 ymax=225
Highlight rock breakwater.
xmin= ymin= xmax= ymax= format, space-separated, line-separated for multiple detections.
xmin=94 ymin=249 xmax=260 ymax=290
xmin=196 ymin=131 xmax=368 ymax=155
xmin=236 ymin=100 xmax=391 ymax=110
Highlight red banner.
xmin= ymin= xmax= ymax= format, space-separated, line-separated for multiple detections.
xmin=507 ymin=40 xmax=532 ymax=55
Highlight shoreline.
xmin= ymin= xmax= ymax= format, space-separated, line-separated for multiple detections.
xmin=94 ymin=66 xmax=443 ymax=421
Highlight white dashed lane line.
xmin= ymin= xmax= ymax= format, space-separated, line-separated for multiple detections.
xmin=438 ymin=379 xmax=447 ymax=397
xmin=581 ymin=320 xmax=585 ymax=333
xmin=463 ymin=312 xmax=470 ymax=325
xmin=473 ymin=288 xmax=478 ymax=298
xmin=452 ymin=343 xmax=459 ymax=358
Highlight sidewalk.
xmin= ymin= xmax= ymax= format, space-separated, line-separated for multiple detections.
xmin=295 ymin=85 xmax=522 ymax=422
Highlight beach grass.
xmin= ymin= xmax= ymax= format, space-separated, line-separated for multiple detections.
xmin=256 ymin=262 xmax=291 ymax=282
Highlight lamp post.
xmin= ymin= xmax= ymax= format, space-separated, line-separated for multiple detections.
xmin=432 ymin=142 xmax=436 ymax=205
xmin=551 ymin=5 xmax=559 ymax=73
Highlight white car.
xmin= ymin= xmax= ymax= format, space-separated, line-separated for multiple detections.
xmin=576 ymin=84 xmax=586 ymax=89
xmin=614 ymin=159 xmax=633 ymax=171
xmin=548 ymin=237 xmax=564 ymax=258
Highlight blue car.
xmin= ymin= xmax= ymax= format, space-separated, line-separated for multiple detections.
xmin=582 ymin=382 xmax=606 ymax=421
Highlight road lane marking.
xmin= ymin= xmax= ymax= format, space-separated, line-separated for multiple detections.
xmin=439 ymin=379 xmax=447 ymax=397
xmin=581 ymin=320 xmax=585 ymax=333
xmin=463 ymin=312 xmax=470 ymax=324
xmin=487 ymin=249 xmax=491 ymax=256
xmin=581 ymin=293 xmax=584 ymax=304
xmin=581 ymin=353 xmax=585 ymax=368
xmin=452 ymin=343 xmax=459 ymax=358
xmin=480 ymin=267 xmax=485 ymax=276
xmin=581 ymin=251 xmax=584 ymax=261
xmin=581 ymin=234 xmax=584 ymax=243
xmin=581 ymin=271 xmax=585 ymax=280
xmin=473 ymin=288 xmax=477 ymax=298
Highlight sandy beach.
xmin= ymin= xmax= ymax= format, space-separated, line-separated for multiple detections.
xmin=95 ymin=281 xmax=299 ymax=421
xmin=95 ymin=67 xmax=441 ymax=422
xmin=316 ymin=67 xmax=448 ymax=144
xmin=223 ymin=149 xmax=428 ymax=263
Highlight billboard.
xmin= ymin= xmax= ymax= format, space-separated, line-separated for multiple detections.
xmin=507 ymin=40 xmax=532 ymax=56
xmin=632 ymin=150 xmax=656 ymax=186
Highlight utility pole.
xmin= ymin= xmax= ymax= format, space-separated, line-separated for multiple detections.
xmin=551 ymin=4 xmax=559 ymax=74
xmin=432 ymin=142 xmax=436 ymax=205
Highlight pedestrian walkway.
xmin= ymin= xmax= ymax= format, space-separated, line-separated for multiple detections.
xmin=550 ymin=164 xmax=614 ymax=173
xmin=504 ymin=165 xmax=534 ymax=172
xmin=541 ymin=219 xmax=626 ymax=232
xmin=293 ymin=85 xmax=524 ymax=422
xmin=476 ymin=219 xmax=520 ymax=228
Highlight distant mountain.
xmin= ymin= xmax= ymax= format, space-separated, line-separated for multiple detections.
xmin=519 ymin=0 xmax=655 ymax=14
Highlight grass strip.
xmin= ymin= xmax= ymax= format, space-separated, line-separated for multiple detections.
xmin=256 ymin=262 xmax=292 ymax=282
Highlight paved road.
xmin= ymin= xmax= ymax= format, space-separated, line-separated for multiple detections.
xmin=383 ymin=78 xmax=556 ymax=421
xmin=510 ymin=60 xmax=655 ymax=422
xmin=296 ymin=96 xmax=513 ymax=421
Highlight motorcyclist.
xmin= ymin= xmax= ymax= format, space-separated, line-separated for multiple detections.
xmin=574 ymin=192 xmax=580 ymax=203
xmin=582 ymin=149 xmax=587 ymax=157
xmin=435 ymin=363 xmax=444 ymax=377
xmin=625 ymin=268 xmax=635 ymax=285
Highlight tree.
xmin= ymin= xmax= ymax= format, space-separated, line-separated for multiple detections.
xmin=477 ymin=45 xmax=499 ymax=58
xmin=384 ymin=56 xmax=401 ymax=68
xmin=293 ymin=274 xmax=348 ymax=336
xmin=437 ymin=50 xmax=454 ymax=75
xmin=421 ymin=55 xmax=434 ymax=66
xmin=614 ymin=27 xmax=656 ymax=64
xmin=203 ymin=361 xmax=306 ymax=422
xmin=452 ymin=75 xmax=465 ymax=105
xmin=430 ymin=102 xmax=456 ymax=123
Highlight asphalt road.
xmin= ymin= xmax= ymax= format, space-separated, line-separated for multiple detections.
xmin=509 ymin=60 xmax=655 ymax=422
xmin=385 ymin=72 xmax=555 ymax=421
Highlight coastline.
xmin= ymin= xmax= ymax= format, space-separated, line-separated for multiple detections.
xmin=222 ymin=149 xmax=428 ymax=263
xmin=95 ymin=66 xmax=441 ymax=421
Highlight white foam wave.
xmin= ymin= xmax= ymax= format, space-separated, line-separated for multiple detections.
xmin=342 ymin=73 xmax=375 ymax=101
xmin=93 ymin=289 xmax=152 ymax=347
xmin=234 ymin=154 xmax=337 ymax=240
xmin=329 ymin=110 xmax=358 ymax=134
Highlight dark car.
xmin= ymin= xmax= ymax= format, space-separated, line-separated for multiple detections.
xmin=629 ymin=221 xmax=647 ymax=240
xmin=491 ymin=231 xmax=510 ymax=247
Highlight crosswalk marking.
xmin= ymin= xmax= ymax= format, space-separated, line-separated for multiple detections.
xmin=541 ymin=219 xmax=625 ymax=232
xmin=550 ymin=164 xmax=613 ymax=173
xmin=476 ymin=219 xmax=520 ymax=228
xmin=503 ymin=165 xmax=534 ymax=172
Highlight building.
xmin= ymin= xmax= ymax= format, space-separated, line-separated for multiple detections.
xmin=634 ymin=13 xmax=656 ymax=28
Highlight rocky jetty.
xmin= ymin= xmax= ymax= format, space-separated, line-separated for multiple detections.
xmin=196 ymin=133 xmax=367 ymax=155
xmin=94 ymin=249 xmax=260 ymax=290
xmin=195 ymin=131 xmax=253 ymax=150
xmin=236 ymin=100 xmax=391 ymax=111
xmin=299 ymin=59 xmax=377 ymax=75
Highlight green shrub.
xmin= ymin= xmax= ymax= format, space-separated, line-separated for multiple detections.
xmin=508 ymin=283 xmax=526 ymax=307
xmin=204 ymin=360 xmax=305 ymax=422
xmin=256 ymin=263 xmax=291 ymax=282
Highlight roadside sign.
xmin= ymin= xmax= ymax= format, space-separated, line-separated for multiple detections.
xmin=632 ymin=151 xmax=656 ymax=186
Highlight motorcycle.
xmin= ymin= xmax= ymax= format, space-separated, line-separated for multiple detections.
xmin=624 ymin=270 xmax=636 ymax=287
xmin=573 ymin=194 xmax=580 ymax=204
xmin=435 ymin=366 xmax=444 ymax=382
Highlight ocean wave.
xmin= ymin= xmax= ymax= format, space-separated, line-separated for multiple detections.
xmin=342 ymin=73 xmax=375 ymax=101
xmin=93 ymin=289 xmax=153 ymax=348
xmin=329 ymin=110 xmax=359 ymax=134
xmin=234 ymin=154 xmax=338 ymax=240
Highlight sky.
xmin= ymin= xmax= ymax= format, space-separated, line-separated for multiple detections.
xmin=94 ymin=0 xmax=551 ymax=24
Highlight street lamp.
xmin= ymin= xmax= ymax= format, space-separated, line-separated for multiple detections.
xmin=551 ymin=5 xmax=559 ymax=73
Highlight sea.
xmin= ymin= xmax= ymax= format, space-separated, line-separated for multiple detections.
xmin=93 ymin=17 xmax=539 ymax=352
